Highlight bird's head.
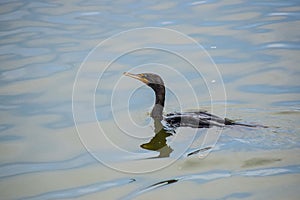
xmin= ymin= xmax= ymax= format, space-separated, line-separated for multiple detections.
xmin=124 ymin=72 xmax=166 ymax=114
xmin=123 ymin=72 xmax=165 ymax=90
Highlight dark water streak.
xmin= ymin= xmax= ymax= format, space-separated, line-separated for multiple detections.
xmin=121 ymin=165 xmax=300 ymax=200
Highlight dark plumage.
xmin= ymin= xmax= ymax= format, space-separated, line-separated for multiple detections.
xmin=124 ymin=72 xmax=261 ymax=128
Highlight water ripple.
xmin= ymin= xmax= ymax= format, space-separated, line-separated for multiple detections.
xmin=0 ymin=93 xmax=42 ymax=110
xmin=250 ymin=2 xmax=297 ymax=7
xmin=21 ymin=178 xmax=135 ymax=200
xmin=238 ymin=84 xmax=300 ymax=94
xmin=268 ymin=12 xmax=300 ymax=17
xmin=121 ymin=165 xmax=300 ymax=200
xmin=0 ymin=153 xmax=96 ymax=179
xmin=0 ymin=123 xmax=13 ymax=132
xmin=0 ymin=135 xmax=22 ymax=142
xmin=272 ymin=100 xmax=300 ymax=107
xmin=258 ymin=42 xmax=300 ymax=50
xmin=0 ymin=44 xmax=50 ymax=57
xmin=0 ymin=63 xmax=72 ymax=82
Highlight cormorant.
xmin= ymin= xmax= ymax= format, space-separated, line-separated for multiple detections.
xmin=124 ymin=72 xmax=264 ymax=128
xmin=124 ymin=72 xmax=261 ymax=128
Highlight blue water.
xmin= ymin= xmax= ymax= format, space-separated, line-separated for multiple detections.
xmin=0 ymin=0 xmax=300 ymax=199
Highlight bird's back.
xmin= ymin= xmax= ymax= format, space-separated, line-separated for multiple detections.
xmin=164 ymin=111 xmax=228 ymax=128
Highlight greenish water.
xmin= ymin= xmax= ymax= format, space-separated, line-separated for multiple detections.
xmin=0 ymin=0 xmax=299 ymax=199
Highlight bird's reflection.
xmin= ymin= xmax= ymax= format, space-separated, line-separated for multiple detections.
xmin=140 ymin=119 xmax=174 ymax=158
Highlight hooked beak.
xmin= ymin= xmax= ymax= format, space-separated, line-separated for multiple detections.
xmin=123 ymin=72 xmax=149 ymax=84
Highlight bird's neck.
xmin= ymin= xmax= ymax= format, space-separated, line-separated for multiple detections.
xmin=151 ymin=84 xmax=165 ymax=121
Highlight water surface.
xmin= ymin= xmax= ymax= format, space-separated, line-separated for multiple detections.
xmin=0 ymin=0 xmax=299 ymax=199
